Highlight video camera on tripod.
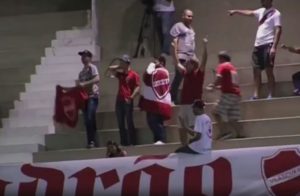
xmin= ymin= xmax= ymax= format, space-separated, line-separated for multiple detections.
xmin=133 ymin=0 xmax=156 ymax=58
xmin=140 ymin=0 xmax=154 ymax=13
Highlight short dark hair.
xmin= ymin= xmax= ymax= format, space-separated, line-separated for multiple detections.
xmin=158 ymin=56 xmax=166 ymax=66
xmin=218 ymin=51 xmax=231 ymax=62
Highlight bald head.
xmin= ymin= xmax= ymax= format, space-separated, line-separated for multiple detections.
xmin=182 ymin=9 xmax=193 ymax=26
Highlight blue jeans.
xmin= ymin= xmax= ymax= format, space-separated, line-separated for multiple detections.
xmin=154 ymin=11 xmax=174 ymax=55
xmin=146 ymin=112 xmax=166 ymax=143
xmin=83 ymin=97 xmax=98 ymax=145
xmin=116 ymin=100 xmax=136 ymax=146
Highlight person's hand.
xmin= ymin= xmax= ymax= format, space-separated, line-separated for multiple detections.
xmin=125 ymin=97 xmax=132 ymax=104
xmin=76 ymin=80 xmax=85 ymax=87
xmin=281 ymin=44 xmax=288 ymax=49
xmin=206 ymin=83 xmax=215 ymax=91
xmin=203 ymin=37 xmax=208 ymax=44
xmin=228 ymin=10 xmax=236 ymax=16
xmin=269 ymin=47 xmax=276 ymax=63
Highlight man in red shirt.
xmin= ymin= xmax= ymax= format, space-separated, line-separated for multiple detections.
xmin=175 ymin=38 xmax=207 ymax=145
xmin=106 ymin=55 xmax=140 ymax=146
xmin=207 ymin=51 xmax=243 ymax=140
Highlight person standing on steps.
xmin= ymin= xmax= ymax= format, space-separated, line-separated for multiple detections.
xmin=228 ymin=0 xmax=282 ymax=100
xmin=170 ymin=9 xmax=196 ymax=104
xmin=153 ymin=0 xmax=175 ymax=55
xmin=139 ymin=56 xmax=172 ymax=145
xmin=106 ymin=55 xmax=140 ymax=146
xmin=175 ymin=38 xmax=208 ymax=145
xmin=281 ymin=44 xmax=300 ymax=95
xmin=206 ymin=51 xmax=244 ymax=140
xmin=77 ymin=50 xmax=100 ymax=149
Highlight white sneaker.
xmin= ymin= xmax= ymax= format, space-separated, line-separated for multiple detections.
xmin=154 ymin=141 xmax=165 ymax=145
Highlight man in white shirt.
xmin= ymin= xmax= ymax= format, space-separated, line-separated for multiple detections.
xmin=228 ymin=0 xmax=282 ymax=99
xmin=175 ymin=100 xmax=212 ymax=154
xmin=153 ymin=0 xmax=175 ymax=55
xmin=170 ymin=9 xmax=196 ymax=104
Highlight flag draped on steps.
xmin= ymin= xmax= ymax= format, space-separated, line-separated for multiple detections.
xmin=54 ymin=85 xmax=88 ymax=127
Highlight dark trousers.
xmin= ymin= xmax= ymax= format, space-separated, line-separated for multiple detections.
xmin=153 ymin=11 xmax=174 ymax=55
xmin=83 ymin=97 xmax=98 ymax=146
xmin=292 ymin=72 xmax=300 ymax=91
xmin=170 ymin=59 xmax=185 ymax=103
xmin=116 ymin=100 xmax=136 ymax=146
xmin=146 ymin=112 xmax=166 ymax=143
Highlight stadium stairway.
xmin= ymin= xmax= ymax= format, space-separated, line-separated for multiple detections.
xmin=1 ymin=22 xmax=300 ymax=164
xmin=1 ymin=53 xmax=300 ymax=163
xmin=0 ymin=13 xmax=100 ymax=164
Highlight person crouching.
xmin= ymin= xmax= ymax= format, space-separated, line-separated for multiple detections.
xmin=139 ymin=56 xmax=172 ymax=145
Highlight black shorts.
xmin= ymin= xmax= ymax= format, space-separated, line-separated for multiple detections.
xmin=252 ymin=43 xmax=275 ymax=70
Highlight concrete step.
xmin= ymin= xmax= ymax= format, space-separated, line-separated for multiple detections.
xmin=56 ymin=109 xmax=300 ymax=133
xmin=119 ymin=58 xmax=300 ymax=85
xmin=0 ymin=84 xmax=24 ymax=102
xmin=0 ymin=66 xmax=33 ymax=83
xmin=2 ymin=117 xmax=52 ymax=128
xmin=0 ymin=153 xmax=33 ymax=164
xmin=45 ymin=116 xmax=300 ymax=151
xmin=51 ymin=37 xmax=94 ymax=47
xmin=34 ymin=135 xmax=300 ymax=163
xmin=45 ymin=44 xmax=99 ymax=57
xmin=41 ymin=55 xmax=82 ymax=65
xmin=35 ymin=65 xmax=81 ymax=76
xmin=0 ymin=126 xmax=54 ymax=136
xmin=25 ymin=80 xmax=75 ymax=92
xmin=11 ymin=95 xmax=300 ymax=120
xmin=56 ymin=29 xmax=93 ymax=40
xmin=15 ymin=81 xmax=295 ymax=112
xmin=0 ymin=144 xmax=44 ymax=154
xmin=9 ymin=96 xmax=300 ymax=129
xmin=20 ymin=91 xmax=56 ymax=101
xmin=0 ymin=134 xmax=45 ymax=145
xmin=30 ymin=72 xmax=79 ymax=84
xmin=0 ymin=101 xmax=14 ymax=119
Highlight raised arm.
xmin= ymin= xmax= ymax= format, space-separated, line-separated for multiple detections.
xmin=105 ymin=64 xmax=122 ymax=77
xmin=199 ymin=38 xmax=208 ymax=72
xmin=228 ymin=10 xmax=255 ymax=17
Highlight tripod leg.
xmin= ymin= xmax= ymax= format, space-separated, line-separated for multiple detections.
xmin=133 ymin=11 xmax=147 ymax=58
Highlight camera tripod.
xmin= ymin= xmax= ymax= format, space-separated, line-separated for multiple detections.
xmin=133 ymin=8 xmax=156 ymax=58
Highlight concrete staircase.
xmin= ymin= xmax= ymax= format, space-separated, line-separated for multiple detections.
xmin=0 ymin=26 xmax=100 ymax=164
xmin=1 ymin=45 xmax=300 ymax=163
xmin=32 ymin=60 xmax=300 ymax=162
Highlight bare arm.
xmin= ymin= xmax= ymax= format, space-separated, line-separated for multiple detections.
xmin=282 ymin=44 xmax=300 ymax=54
xmin=171 ymin=37 xmax=180 ymax=65
xmin=130 ymin=86 xmax=140 ymax=100
xmin=80 ymin=75 xmax=100 ymax=87
xmin=105 ymin=64 xmax=122 ymax=77
xmin=171 ymin=38 xmax=186 ymax=72
xmin=199 ymin=38 xmax=208 ymax=72
xmin=272 ymin=26 xmax=282 ymax=50
xmin=228 ymin=10 xmax=255 ymax=17
xmin=189 ymin=133 xmax=201 ymax=144
xmin=206 ymin=75 xmax=222 ymax=91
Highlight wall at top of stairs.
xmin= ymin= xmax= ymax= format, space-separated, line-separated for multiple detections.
xmin=96 ymin=0 xmax=300 ymax=65
xmin=0 ymin=11 xmax=88 ymax=121
xmin=0 ymin=0 xmax=91 ymax=17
